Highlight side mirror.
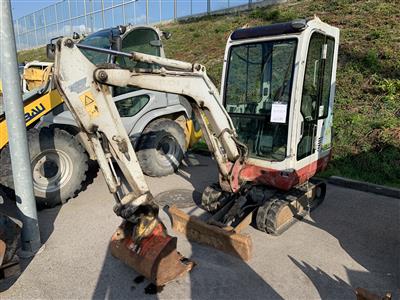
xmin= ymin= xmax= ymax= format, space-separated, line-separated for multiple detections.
xmin=46 ymin=43 xmax=56 ymax=60
xmin=117 ymin=25 xmax=127 ymax=35
xmin=111 ymin=36 xmax=122 ymax=51
xmin=162 ymin=31 xmax=172 ymax=39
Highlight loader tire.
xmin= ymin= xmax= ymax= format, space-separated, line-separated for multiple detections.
xmin=137 ymin=118 xmax=186 ymax=177
xmin=0 ymin=127 xmax=88 ymax=208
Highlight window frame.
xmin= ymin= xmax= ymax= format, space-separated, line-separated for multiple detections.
xmin=222 ymin=38 xmax=299 ymax=162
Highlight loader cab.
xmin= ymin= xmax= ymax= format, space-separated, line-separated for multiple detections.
xmin=221 ymin=18 xmax=339 ymax=186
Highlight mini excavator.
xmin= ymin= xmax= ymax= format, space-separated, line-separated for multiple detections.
xmin=47 ymin=17 xmax=339 ymax=285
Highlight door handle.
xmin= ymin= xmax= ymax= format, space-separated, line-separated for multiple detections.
xmin=300 ymin=121 xmax=304 ymax=136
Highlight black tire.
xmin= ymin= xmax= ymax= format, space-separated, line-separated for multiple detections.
xmin=137 ymin=118 xmax=186 ymax=177
xmin=0 ymin=127 xmax=88 ymax=208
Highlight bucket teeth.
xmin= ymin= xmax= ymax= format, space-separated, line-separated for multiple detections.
xmin=110 ymin=221 xmax=194 ymax=286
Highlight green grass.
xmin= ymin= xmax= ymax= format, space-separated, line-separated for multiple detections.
xmin=18 ymin=0 xmax=400 ymax=188
xmin=18 ymin=47 xmax=49 ymax=63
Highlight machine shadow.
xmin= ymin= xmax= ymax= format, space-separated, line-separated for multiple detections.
xmin=91 ymin=151 xmax=282 ymax=299
xmin=0 ymin=188 xmax=60 ymax=292
xmin=289 ymin=184 xmax=399 ymax=298
xmin=174 ymin=215 xmax=283 ymax=300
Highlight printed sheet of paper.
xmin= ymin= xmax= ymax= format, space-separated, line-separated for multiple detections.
xmin=270 ymin=103 xmax=287 ymax=123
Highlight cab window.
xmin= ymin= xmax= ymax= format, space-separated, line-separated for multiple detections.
xmin=224 ymin=39 xmax=297 ymax=161
xmin=114 ymin=28 xmax=161 ymax=96
xmin=79 ymin=29 xmax=110 ymax=65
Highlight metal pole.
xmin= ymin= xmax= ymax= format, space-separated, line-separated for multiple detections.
xmin=207 ymin=0 xmax=210 ymax=14
xmin=0 ymin=0 xmax=41 ymax=254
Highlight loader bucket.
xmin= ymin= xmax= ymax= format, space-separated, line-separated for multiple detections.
xmin=110 ymin=222 xmax=194 ymax=286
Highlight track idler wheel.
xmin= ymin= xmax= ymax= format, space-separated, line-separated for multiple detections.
xmin=110 ymin=221 xmax=194 ymax=286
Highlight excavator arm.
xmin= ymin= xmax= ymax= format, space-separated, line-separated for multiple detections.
xmin=52 ymin=36 xmax=247 ymax=285
xmin=53 ymin=37 xmax=245 ymax=212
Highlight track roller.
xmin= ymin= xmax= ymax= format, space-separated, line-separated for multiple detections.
xmin=201 ymin=184 xmax=229 ymax=212
xmin=255 ymin=181 xmax=326 ymax=235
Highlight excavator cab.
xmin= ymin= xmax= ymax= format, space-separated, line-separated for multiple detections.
xmin=221 ymin=18 xmax=339 ymax=190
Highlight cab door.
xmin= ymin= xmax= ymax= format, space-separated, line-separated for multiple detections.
xmin=296 ymin=31 xmax=337 ymax=172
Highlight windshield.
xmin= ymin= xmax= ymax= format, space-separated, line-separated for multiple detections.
xmin=224 ymin=39 xmax=297 ymax=161
xmin=79 ymin=29 xmax=111 ymax=65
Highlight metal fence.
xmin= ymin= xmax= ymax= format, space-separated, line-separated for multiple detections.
xmin=14 ymin=0 xmax=270 ymax=51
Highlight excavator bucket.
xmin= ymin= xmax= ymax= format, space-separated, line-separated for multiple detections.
xmin=168 ymin=205 xmax=253 ymax=261
xmin=110 ymin=221 xmax=194 ymax=286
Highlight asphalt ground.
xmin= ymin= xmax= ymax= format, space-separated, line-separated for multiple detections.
xmin=0 ymin=153 xmax=399 ymax=299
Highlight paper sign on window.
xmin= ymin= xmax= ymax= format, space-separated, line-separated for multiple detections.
xmin=270 ymin=103 xmax=287 ymax=123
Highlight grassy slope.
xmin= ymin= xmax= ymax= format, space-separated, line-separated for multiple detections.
xmin=18 ymin=0 xmax=400 ymax=187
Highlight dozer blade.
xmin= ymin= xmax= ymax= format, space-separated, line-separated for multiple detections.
xmin=168 ymin=205 xmax=252 ymax=261
xmin=110 ymin=222 xmax=194 ymax=286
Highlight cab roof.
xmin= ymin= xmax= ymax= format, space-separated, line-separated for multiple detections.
xmin=230 ymin=19 xmax=307 ymax=41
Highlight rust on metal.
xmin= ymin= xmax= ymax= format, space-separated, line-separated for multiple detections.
xmin=355 ymin=287 xmax=392 ymax=300
xmin=0 ymin=240 xmax=5 ymax=266
xmin=110 ymin=221 xmax=194 ymax=286
xmin=169 ymin=205 xmax=252 ymax=261
xmin=0 ymin=213 xmax=20 ymax=266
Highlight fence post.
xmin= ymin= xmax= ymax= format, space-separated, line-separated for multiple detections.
xmin=32 ymin=13 xmax=38 ymax=47
xmin=134 ymin=0 xmax=136 ymax=24
xmin=54 ymin=4 xmax=59 ymax=34
xmin=68 ymin=0 xmax=72 ymax=35
xmin=174 ymin=0 xmax=177 ymax=20
xmin=43 ymin=9 xmax=47 ymax=44
xmin=83 ymin=0 xmax=88 ymax=33
xmin=159 ymin=0 xmax=161 ymax=23
xmin=207 ymin=0 xmax=211 ymax=14
xmin=146 ymin=0 xmax=149 ymax=24
xmin=101 ymin=0 xmax=105 ymax=28
xmin=0 ymin=0 xmax=42 ymax=254
xmin=24 ymin=16 xmax=28 ymax=48
xmin=122 ymin=0 xmax=126 ymax=26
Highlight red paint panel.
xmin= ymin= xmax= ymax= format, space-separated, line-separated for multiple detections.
xmin=237 ymin=154 xmax=331 ymax=191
